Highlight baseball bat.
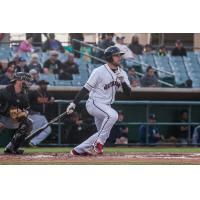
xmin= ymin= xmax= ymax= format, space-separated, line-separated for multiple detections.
xmin=25 ymin=111 xmax=68 ymax=141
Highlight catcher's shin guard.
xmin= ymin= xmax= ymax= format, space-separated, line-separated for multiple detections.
xmin=8 ymin=118 xmax=32 ymax=151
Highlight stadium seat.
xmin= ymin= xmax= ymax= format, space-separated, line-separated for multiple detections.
xmin=54 ymin=80 xmax=72 ymax=86
xmin=39 ymin=74 xmax=56 ymax=85
xmin=124 ymin=56 xmax=142 ymax=73
xmin=72 ymin=74 xmax=88 ymax=86
xmin=139 ymin=54 xmax=157 ymax=73
xmin=169 ymin=56 xmax=189 ymax=86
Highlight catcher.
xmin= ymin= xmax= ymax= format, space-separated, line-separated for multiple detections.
xmin=0 ymin=72 xmax=33 ymax=154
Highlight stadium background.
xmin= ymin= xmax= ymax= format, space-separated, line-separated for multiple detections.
xmin=0 ymin=33 xmax=200 ymax=147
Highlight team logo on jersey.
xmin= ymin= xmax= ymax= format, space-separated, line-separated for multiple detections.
xmin=104 ymin=81 xmax=121 ymax=90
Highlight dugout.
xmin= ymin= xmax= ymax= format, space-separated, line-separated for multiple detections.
xmin=0 ymin=87 xmax=200 ymax=147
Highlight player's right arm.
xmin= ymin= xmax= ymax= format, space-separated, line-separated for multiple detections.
xmin=66 ymin=68 xmax=100 ymax=114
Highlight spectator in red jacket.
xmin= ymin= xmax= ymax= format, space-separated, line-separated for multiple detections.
xmin=18 ymin=35 xmax=34 ymax=53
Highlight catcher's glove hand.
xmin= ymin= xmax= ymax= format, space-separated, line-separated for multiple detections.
xmin=9 ymin=107 xmax=28 ymax=122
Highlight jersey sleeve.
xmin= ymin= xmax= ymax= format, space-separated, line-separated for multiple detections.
xmin=123 ymin=70 xmax=131 ymax=87
xmin=84 ymin=68 xmax=100 ymax=91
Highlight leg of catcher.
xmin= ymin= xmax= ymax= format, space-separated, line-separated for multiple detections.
xmin=4 ymin=118 xmax=32 ymax=154
xmin=29 ymin=114 xmax=51 ymax=146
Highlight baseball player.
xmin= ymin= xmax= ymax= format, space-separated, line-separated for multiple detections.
xmin=66 ymin=46 xmax=131 ymax=155
xmin=0 ymin=72 xmax=33 ymax=154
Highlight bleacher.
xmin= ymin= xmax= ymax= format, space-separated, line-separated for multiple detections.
xmin=124 ymin=52 xmax=200 ymax=87
xmin=1 ymin=46 xmax=200 ymax=88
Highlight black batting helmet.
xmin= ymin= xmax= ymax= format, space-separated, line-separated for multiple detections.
xmin=11 ymin=72 xmax=32 ymax=83
xmin=104 ymin=46 xmax=125 ymax=62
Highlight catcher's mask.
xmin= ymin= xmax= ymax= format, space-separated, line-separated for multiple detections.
xmin=10 ymin=72 xmax=32 ymax=83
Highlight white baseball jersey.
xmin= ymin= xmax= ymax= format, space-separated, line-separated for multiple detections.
xmin=84 ymin=64 xmax=130 ymax=105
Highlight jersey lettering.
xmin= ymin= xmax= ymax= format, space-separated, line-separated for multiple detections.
xmin=104 ymin=81 xmax=121 ymax=90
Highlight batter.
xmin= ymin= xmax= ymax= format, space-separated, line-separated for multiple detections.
xmin=66 ymin=46 xmax=131 ymax=155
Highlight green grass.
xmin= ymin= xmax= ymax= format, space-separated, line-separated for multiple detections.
xmin=1 ymin=147 xmax=200 ymax=154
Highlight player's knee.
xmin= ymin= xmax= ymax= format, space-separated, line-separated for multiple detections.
xmin=110 ymin=111 xmax=118 ymax=123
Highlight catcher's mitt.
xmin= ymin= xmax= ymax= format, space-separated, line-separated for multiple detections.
xmin=9 ymin=107 xmax=28 ymax=122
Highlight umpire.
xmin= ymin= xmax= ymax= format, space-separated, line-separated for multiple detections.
xmin=0 ymin=72 xmax=33 ymax=154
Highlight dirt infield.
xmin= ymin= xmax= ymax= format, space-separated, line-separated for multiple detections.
xmin=1 ymin=152 xmax=200 ymax=164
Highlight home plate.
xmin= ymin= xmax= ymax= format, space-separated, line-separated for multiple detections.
xmin=28 ymin=155 xmax=55 ymax=159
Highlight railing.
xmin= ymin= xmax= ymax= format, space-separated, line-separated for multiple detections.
xmin=135 ymin=71 xmax=174 ymax=87
xmin=73 ymin=48 xmax=174 ymax=87
xmin=72 ymin=39 xmax=175 ymax=77
xmin=43 ymin=100 xmax=200 ymax=146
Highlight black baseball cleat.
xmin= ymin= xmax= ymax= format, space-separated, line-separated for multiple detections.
xmin=4 ymin=148 xmax=24 ymax=155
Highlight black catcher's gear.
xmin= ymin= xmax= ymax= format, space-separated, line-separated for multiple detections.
xmin=11 ymin=72 xmax=32 ymax=83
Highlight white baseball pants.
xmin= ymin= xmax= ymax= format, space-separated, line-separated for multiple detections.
xmin=74 ymin=99 xmax=118 ymax=154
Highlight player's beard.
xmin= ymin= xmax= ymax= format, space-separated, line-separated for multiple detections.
xmin=111 ymin=59 xmax=121 ymax=68
xmin=108 ymin=62 xmax=118 ymax=70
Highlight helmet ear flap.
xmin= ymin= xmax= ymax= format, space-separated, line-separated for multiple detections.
xmin=105 ymin=56 xmax=113 ymax=62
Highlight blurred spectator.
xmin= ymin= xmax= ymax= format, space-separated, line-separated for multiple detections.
xmin=43 ymin=50 xmax=63 ymax=74
xmin=128 ymin=35 xmax=143 ymax=55
xmin=26 ymin=33 xmax=48 ymax=48
xmin=97 ymin=33 xmax=115 ymax=59
xmin=115 ymin=36 xmax=135 ymax=59
xmin=157 ymin=45 xmax=167 ymax=56
xmin=69 ymin=33 xmax=84 ymax=58
xmin=127 ymin=67 xmax=140 ymax=87
xmin=42 ymin=33 xmax=65 ymax=53
xmin=59 ymin=53 xmax=79 ymax=80
xmin=12 ymin=54 xmax=20 ymax=66
xmin=141 ymin=66 xmax=159 ymax=87
xmin=29 ymin=69 xmax=39 ymax=85
xmin=28 ymin=79 xmax=53 ymax=146
xmin=28 ymin=53 xmax=43 ymax=73
xmin=171 ymin=40 xmax=187 ymax=56
xmin=98 ymin=33 xmax=115 ymax=50
xmin=14 ymin=57 xmax=29 ymax=73
xmin=107 ymin=110 xmax=129 ymax=144
xmin=63 ymin=112 xmax=89 ymax=144
xmin=143 ymin=44 xmax=153 ymax=54
xmin=175 ymin=110 xmax=189 ymax=144
xmin=192 ymin=125 xmax=200 ymax=144
xmin=0 ymin=33 xmax=10 ymax=48
xmin=0 ymin=61 xmax=15 ymax=85
xmin=18 ymin=35 xmax=33 ymax=53
xmin=185 ymin=79 xmax=193 ymax=88
xmin=139 ymin=113 xmax=163 ymax=144
xmin=29 ymin=80 xmax=55 ymax=115
xmin=0 ymin=62 xmax=4 ymax=75
xmin=0 ymin=59 xmax=8 ymax=71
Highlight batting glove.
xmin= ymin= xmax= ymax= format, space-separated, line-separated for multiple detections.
xmin=66 ymin=102 xmax=76 ymax=114
xmin=115 ymin=69 xmax=124 ymax=82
